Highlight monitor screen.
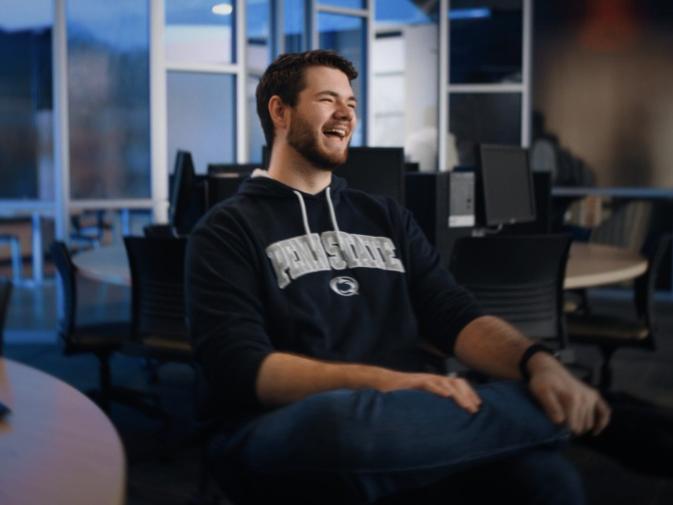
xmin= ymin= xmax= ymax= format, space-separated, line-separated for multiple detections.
xmin=478 ymin=144 xmax=536 ymax=227
xmin=262 ymin=146 xmax=406 ymax=205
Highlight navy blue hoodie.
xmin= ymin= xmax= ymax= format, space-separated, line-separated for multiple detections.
xmin=186 ymin=173 xmax=482 ymax=420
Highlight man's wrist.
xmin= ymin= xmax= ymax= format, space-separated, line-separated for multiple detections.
xmin=518 ymin=343 xmax=556 ymax=382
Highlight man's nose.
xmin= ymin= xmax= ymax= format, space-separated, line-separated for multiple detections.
xmin=334 ymin=102 xmax=355 ymax=120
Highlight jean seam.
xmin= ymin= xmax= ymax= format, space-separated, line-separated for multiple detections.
xmin=247 ymin=432 xmax=570 ymax=475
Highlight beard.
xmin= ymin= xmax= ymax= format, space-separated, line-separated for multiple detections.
xmin=286 ymin=114 xmax=349 ymax=171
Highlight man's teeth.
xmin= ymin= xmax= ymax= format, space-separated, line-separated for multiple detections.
xmin=325 ymin=128 xmax=346 ymax=138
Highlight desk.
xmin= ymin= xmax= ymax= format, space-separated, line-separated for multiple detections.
xmin=74 ymin=242 xmax=648 ymax=291
xmin=564 ymin=242 xmax=648 ymax=289
xmin=0 ymin=358 xmax=126 ymax=505
xmin=73 ymin=245 xmax=129 ymax=286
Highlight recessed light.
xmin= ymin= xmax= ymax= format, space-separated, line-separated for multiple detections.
xmin=212 ymin=3 xmax=233 ymax=16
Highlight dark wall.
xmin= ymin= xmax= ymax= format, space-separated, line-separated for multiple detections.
xmin=533 ymin=0 xmax=673 ymax=188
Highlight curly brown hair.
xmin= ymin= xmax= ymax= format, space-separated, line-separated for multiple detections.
xmin=256 ymin=50 xmax=358 ymax=148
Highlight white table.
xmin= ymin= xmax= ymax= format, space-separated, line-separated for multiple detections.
xmin=73 ymin=245 xmax=130 ymax=286
xmin=0 ymin=358 xmax=126 ymax=505
xmin=564 ymin=242 xmax=648 ymax=289
xmin=73 ymin=242 xmax=648 ymax=290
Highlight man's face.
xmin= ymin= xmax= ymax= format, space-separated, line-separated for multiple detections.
xmin=286 ymin=66 xmax=357 ymax=171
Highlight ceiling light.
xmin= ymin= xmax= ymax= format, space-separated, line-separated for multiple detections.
xmin=212 ymin=3 xmax=233 ymax=16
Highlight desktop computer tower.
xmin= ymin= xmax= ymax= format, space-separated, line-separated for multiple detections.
xmin=405 ymin=171 xmax=476 ymax=264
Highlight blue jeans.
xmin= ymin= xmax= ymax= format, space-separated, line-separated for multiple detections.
xmin=209 ymin=381 xmax=584 ymax=504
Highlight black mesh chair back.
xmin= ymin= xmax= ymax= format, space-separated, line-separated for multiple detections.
xmin=0 ymin=280 xmax=12 ymax=355
xmin=124 ymin=236 xmax=192 ymax=358
xmin=143 ymin=224 xmax=179 ymax=238
xmin=48 ymin=241 xmax=129 ymax=411
xmin=50 ymin=241 xmax=78 ymax=338
xmin=635 ymin=233 xmax=672 ymax=346
xmin=449 ymin=234 xmax=572 ymax=348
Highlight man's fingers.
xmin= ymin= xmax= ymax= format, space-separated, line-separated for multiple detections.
xmin=539 ymin=389 xmax=566 ymax=425
xmin=592 ymin=397 xmax=612 ymax=435
xmin=448 ymin=377 xmax=480 ymax=413
xmin=563 ymin=393 xmax=583 ymax=434
xmin=421 ymin=376 xmax=479 ymax=414
xmin=453 ymin=377 xmax=482 ymax=411
xmin=581 ymin=398 xmax=595 ymax=434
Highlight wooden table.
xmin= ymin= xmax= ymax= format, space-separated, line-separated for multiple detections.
xmin=0 ymin=358 xmax=126 ymax=505
xmin=73 ymin=242 xmax=648 ymax=291
xmin=73 ymin=245 xmax=129 ymax=286
xmin=564 ymin=242 xmax=648 ymax=289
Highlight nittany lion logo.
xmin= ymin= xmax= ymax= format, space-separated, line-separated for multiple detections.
xmin=329 ymin=276 xmax=359 ymax=297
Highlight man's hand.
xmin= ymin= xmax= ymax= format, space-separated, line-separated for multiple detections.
xmin=374 ymin=370 xmax=482 ymax=414
xmin=527 ymin=352 xmax=611 ymax=435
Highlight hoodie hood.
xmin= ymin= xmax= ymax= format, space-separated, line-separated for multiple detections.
xmin=238 ymin=170 xmax=348 ymax=202
xmin=238 ymin=171 xmax=349 ymax=257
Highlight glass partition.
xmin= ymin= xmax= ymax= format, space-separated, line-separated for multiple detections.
xmin=167 ymin=72 xmax=236 ymax=173
xmin=374 ymin=0 xmax=438 ymax=170
xmin=0 ymin=0 xmax=53 ymax=199
xmin=165 ymin=0 xmax=235 ymax=65
xmin=284 ymin=0 xmax=306 ymax=53
xmin=449 ymin=93 xmax=522 ymax=165
xmin=247 ymin=0 xmax=270 ymax=163
xmin=319 ymin=0 xmax=365 ymax=9
xmin=449 ymin=0 xmax=522 ymax=84
xmin=67 ymin=0 xmax=150 ymax=199
xmin=318 ymin=12 xmax=365 ymax=146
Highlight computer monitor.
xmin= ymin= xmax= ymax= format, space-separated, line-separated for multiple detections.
xmin=207 ymin=163 xmax=260 ymax=176
xmin=477 ymin=144 xmax=536 ymax=227
xmin=169 ymin=150 xmax=206 ymax=234
xmin=262 ymin=146 xmax=406 ymax=205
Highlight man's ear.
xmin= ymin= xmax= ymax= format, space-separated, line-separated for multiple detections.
xmin=268 ymin=95 xmax=289 ymax=133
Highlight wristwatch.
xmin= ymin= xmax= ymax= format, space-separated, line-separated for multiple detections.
xmin=518 ymin=343 xmax=555 ymax=382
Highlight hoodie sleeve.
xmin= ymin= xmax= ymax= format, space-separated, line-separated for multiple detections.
xmin=401 ymin=207 xmax=484 ymax=354
xmin=186 ymin=209 xmax=272 ymax=410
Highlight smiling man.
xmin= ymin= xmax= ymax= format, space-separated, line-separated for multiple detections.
xmin=187 ymin=50 xmax=609 ymax=505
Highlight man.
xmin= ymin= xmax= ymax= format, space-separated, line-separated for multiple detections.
xmin=186 ymin=50 xmax=610 ymax=504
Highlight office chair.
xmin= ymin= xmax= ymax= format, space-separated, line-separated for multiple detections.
xmin=123 ymin=236 xmax=193 ymax=366
xmin=449 ymin=234 xmax=573 ymax=352
xmin=143 ymin=224 xmax=179 ymax=238
xmin=50 ymin=241 xmax=131 ymax=411
xmin=0 ymin=280 xmax=12 ymax=355
xmin=567 ymin=233 xmax=672 ymax=390
xmin=124 ymin=236 xmax=217 ymax=497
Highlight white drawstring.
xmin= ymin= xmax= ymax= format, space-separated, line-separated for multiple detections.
xmin=326 ymin=187 xmax=346 ymax=254
xmin=293 ymin=190 xmax=319 ymax=257
xmin=293 ymin=187 xmax=346 ymax=258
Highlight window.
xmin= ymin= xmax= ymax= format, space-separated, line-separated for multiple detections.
xmin=68 ymin=0 xmax=150 ymax=198
xmin=318 ymin=12 xmax=366 ymax=146
xmin=165 ymin=0 xmax=235 ymax=65
xmin=0 ymin=0 xmax=53 ymax=199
